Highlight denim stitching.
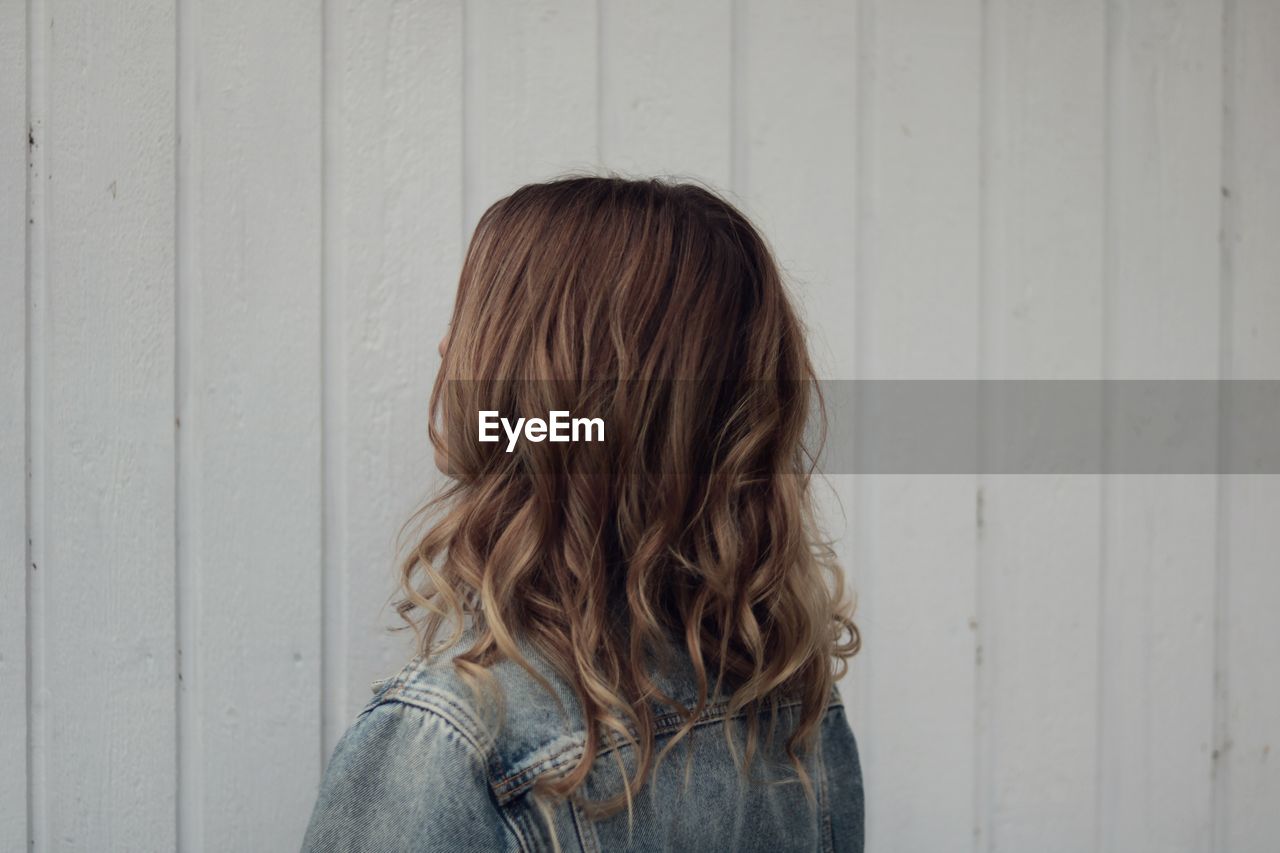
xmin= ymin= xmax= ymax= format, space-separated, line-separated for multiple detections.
xmin=817 ymin=722 xmax=835 ymax=853
xmin=499 ymin=803 xmax=535 ymax=853
xmin=381 ymin=668 xmax=846 ymax=814
xmin=490 ymin=695 xmax=838 ymax=804
xmin=570 ymin=799 xmax=600 ymax=853
xmin=494 ymin=746 xmax=585 ymax=803
xmin=379 ymin=688 xmax=493 ymax=758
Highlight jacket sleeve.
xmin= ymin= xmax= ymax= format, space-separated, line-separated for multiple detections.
xmin=302 ymin=701 xmax=511 ymax=852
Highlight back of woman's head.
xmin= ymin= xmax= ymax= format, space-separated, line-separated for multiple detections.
xmin=398 ymin=175 xmax=858 ymax=814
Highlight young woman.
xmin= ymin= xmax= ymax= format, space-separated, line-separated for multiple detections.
xmin=303 ymin=177 xmax=863 ymax=852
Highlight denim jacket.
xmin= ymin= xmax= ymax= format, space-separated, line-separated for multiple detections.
xmin=302 ymin=633 xmax=864 ymax=852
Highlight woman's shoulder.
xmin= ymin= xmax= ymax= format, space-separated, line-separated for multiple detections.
xmin=353 ymin=634 xmax=846 ymax=804
xmin=358 ymin=653 xmax=498 ymax=757
xmin=359 ymin=641 xmax=593 ymax=787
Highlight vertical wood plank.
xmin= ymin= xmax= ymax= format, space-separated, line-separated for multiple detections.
xmin=735 ymin=0 xmax=857 ymax=377
xmin=733 ymin=2 xmax=860 ymax=793
xmin=0 ymin=2 xmax=28 ymax=849
xmin=979 ymin=2 xmax=1106 ymax=851
xmin=323 ymin=0 xmax=464 ymax=755
xmin=1100 ymin=2 xmax=1223 ymax=851
xmin=38 ymin=1 xmax=178 ymax=849
xmin=598 ymin=0 xmax=731 ymax=190
xmin=858 ymin=2 xmax=982 ymax=849
xmin=182 ymin=0 xmax=323 ymax=847
xmin=1222 ymin=0 xmax=1280 ymax=847
xmin=464 ymin=0 xmax=597 ymax=234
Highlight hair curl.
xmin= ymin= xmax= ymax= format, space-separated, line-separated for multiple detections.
xmin=395 ymin=175 xmax=858 ymax=819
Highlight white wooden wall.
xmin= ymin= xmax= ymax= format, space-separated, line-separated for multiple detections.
xmin=4 ymin=1 xmax=1278 ymax=851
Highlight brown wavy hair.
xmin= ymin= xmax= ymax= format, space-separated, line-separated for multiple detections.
xmin=396 ymin=175 xmax=858 ymax=818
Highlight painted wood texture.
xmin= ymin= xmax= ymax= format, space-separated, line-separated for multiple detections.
xmin=177 ymin=1 xmax=324 ymax=850
xmin=9 ymin=2 xmax=1280 ymax=851
xmin=855 ymin=2 xmax=982 ymax=849
xmin=25 ymin=1 xmax=179 ymax=850
xmin=323 ymin=0 xmax=464 ymax=754
xmin=1 ymin=4 xmax=28 ymax=852
xmin=1100 ymin=3 xmax=1223 ymax=851
xmin=1222 ymin=1 xmax=1280 ymax=849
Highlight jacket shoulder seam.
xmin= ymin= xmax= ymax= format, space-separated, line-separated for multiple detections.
xmin=377 ymin=682 xmax=496 ymax=761
xmin=490 ymin=694 xmax=837 ymax=805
